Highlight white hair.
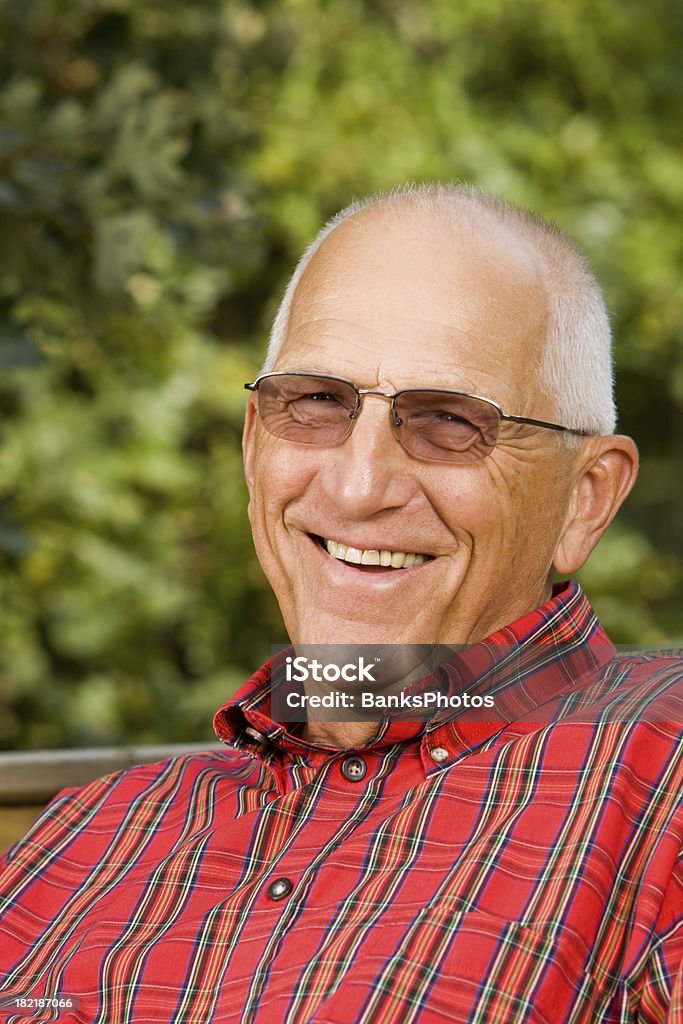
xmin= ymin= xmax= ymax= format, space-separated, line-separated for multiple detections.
xmin=263 ymin=184 xmax=617 ymax=437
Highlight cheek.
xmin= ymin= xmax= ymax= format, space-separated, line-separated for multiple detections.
xmin=429 ymin=466 xmax=510 ymax=549
xmin=436 ymin=459 xmax=565 ymax=565
xmin=250 ymin=440 xmax=315 ymax=529
xmin=492 ymin=461 xmax=573 ymax=569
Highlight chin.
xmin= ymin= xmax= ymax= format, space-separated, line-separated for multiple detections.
xmin=290 ymin=610 xmax=439 ymax=647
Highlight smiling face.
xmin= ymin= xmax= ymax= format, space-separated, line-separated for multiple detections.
xmin=243 ymin=204 xmax=582 ymax=645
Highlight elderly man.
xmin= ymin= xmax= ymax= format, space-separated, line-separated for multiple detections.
xmin=0 ymin=185 xmax=680 ymax=1023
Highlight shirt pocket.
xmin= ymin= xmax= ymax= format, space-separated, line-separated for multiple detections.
xmin=419 ymin=910 xmax=590 ymax=1022
xmin=309 ymin=909 xmax=593 ymax=1024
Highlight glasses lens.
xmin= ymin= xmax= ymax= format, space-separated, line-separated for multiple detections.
xmin=394 ymin=390 xmax=500 ymax=462
xmin=256 ymin=374 xmax=357 ymax=445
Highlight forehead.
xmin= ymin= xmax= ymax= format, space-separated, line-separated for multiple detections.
xmin=280 ymin=204 xmax=552 ymax=409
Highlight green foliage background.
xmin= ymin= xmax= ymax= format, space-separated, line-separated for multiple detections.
xmin=0 ymin=0 xmax=681 ymax=749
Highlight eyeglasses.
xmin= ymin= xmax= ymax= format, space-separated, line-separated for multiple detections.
xmin=244 ymin=371 xmax=592 ymax=464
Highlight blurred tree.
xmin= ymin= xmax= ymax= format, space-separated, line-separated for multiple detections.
xmin=0 ymin=0 xmax=680 ymax=748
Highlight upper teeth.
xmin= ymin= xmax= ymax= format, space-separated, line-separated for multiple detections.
xmin=325 ymin=539 xmax=428 ymax=569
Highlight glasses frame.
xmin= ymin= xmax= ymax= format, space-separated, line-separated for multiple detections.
xmin=244 ymin=371 xmax=593 ymax=461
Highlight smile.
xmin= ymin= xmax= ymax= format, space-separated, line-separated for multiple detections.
xmin=312 ymin=535 xmax=434 ymax=570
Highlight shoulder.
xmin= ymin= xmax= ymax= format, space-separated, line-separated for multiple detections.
xmin=604 ymin=648 xmax=683 ymax=680
xmin=557 ymin=649 xmax=683 ymax=787
xmin=597 ymin=649 xmax=683 ymax=716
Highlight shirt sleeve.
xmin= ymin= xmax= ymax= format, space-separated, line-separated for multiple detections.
xmin=0 ymin=786 xmax=81 ymax=865
xmin=0 ymin=773 xmax=135 ymax=934
xmin=639 ymin=853 xmax=683 ymax=1022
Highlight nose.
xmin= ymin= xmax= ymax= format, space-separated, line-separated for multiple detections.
xmin=318 ymin=392 xmax=422 ymax=518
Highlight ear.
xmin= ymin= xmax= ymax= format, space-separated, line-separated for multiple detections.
xmin=242 ymin=393 xmax=258 ymax=498
xmin=553 ymin=435 xmax=639 ymax=575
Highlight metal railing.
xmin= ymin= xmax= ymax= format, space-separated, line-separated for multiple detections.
xmin=0 ymin=743 xmax=223 ymax=805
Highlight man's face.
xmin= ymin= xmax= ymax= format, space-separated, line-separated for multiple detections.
xmin=243 ymin=208 xmax=579 ymax=645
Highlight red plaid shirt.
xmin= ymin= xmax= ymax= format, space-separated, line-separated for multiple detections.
xmin=0 ymin=581 xmax=681 ymax=1023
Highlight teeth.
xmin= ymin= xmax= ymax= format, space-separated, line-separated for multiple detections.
xmin=325 ymin=539 xmax=428 ymax=569
xmin=361 ymin=550 xmax=380 ymax=565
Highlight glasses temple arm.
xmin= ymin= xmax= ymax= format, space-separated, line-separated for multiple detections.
xmin=501 ymin=413 xmax=593 ymax=436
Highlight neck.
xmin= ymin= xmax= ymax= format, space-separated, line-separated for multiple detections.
xmin=294 ymin=642 xmax=444 ymax=749
xmin=302 ymin=719 xmax=380 ymax=749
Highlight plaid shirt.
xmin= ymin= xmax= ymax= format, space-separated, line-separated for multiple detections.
xmin=0 ymin=581 xmax=681 ymax=1023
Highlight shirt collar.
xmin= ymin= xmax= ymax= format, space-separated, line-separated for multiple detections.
xmin=213 ymin=580 xmax=615 ymax=764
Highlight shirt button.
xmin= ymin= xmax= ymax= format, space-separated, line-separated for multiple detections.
xmin=340 ymin=755 xmax=367 ymax=782
xmin=430 ymin=746 xmax=450 ymax=763
xmin=267 ymin=877 xmax=293 ymax=901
